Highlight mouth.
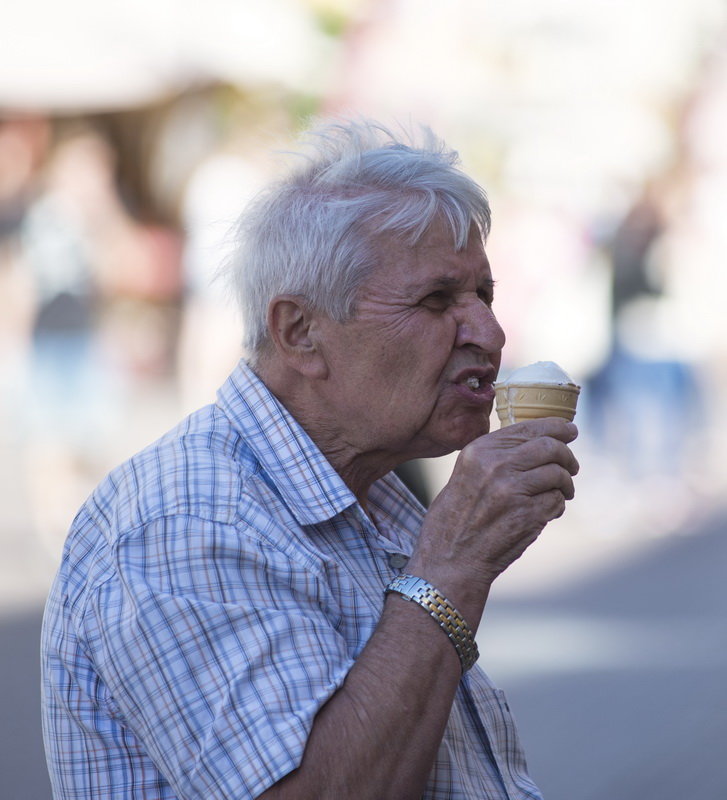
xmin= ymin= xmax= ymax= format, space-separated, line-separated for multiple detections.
xmin=452 ymin=367 xmax=497 ymax=401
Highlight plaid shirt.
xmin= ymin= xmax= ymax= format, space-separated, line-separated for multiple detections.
xmin=41 ymin=361 xmax=542 ymax=799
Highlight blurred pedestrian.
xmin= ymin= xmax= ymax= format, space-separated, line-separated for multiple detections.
xmin=589 ymin=176 xmax=702 ymax=482
xmin=20 ymin=129 xmax=116 ymax=545
xmin=0 ymin=115 xmax=49 ymax=431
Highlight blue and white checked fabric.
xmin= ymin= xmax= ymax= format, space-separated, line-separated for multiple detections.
xmin=41 ymin=360 xmax=543 ymax=799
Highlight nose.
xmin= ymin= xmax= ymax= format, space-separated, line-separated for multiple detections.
xmin=454 ymin=295 xmax=506 ymax=353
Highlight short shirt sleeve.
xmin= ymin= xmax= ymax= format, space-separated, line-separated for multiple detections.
xmin=80 ymin=513 xmax=355 ymax=800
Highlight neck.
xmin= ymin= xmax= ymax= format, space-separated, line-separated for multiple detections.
xmin=255 ymin=358 xmax=392 ymax=509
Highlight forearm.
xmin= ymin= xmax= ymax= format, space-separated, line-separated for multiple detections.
xmin=260 ymin=587 xmax=485 ymax=800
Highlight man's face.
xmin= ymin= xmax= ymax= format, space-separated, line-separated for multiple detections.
xmin=315 ymin=220 xmax=506 ymax=463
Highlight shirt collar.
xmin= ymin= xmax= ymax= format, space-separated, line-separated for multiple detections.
xmin=216 ymin=360 xmax=358 ymax=526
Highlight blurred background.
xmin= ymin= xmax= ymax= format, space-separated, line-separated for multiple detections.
xmin=2 ymin=1 xmax=727 ymax=797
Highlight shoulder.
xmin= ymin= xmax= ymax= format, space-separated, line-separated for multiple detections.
xmin=94 ymin=403 xmax=256 ymax=531
xmin=57 ymin=404 xmax=255 ymax=598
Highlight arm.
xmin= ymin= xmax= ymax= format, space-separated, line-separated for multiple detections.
xmin=261 ymin=417 xmax=579 ymax=800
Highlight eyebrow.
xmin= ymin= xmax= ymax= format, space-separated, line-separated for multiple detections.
xmin=425 ymin=276 xmax=462 ymax=290
xmin=409 ymin=276 xmax=496 ymax=293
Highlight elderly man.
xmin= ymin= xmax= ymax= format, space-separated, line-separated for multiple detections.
xmin=42 ymin=119 xmax=579 ymax=799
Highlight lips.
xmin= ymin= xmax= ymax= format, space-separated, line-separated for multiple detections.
xmin=452 ymin=366 xmax=497 ymax=390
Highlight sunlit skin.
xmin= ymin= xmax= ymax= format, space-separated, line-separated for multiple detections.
xmin=307 ymin=220 xmax=506 ymax=499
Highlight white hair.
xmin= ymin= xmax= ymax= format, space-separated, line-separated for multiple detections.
xmin=227 ymin=118 xmax=492 ymax=360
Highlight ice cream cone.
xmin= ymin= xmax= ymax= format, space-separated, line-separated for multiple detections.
xmin=495 ymin=382 xmax=580 ymax=426
xmin=494 ymin=361 xmax=580 ymax=427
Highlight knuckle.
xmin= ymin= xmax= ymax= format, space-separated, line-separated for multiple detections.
xmin=458 ymin=439 xmax=493 ymax=471
xmin=549 ymin=438 xmax=571 ymax=464
xmin=548 ymin=489 xmax=566 ymax=518
xmin=543 ymin=462 xmax=564 ymax=488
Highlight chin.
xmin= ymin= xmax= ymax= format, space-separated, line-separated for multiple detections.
xmin=411 ymin=409 xmax=492 ymax=459
xmin=456 ymin=428 xmax=489 ymax=450
xmin=432 ymin=422 xmax=491 ymax=457
xmin=460 ymin=425 xmax=492 ymax=451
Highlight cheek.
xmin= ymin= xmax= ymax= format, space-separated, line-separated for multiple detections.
xmin=414 ymin=315 xmax=457 ymax=354
xmin=428 ymin=326 xmax=459 ymax=375
xmin=367 ymin=316 xmax=456 ymax=392
xmin=394 ymin=345 xmax=447 ymax=391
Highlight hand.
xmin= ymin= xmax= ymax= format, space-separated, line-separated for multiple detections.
xmin=411 ymin=418 xmax=580 ymax=604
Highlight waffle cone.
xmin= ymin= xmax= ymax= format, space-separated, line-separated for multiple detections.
xmin=495 ymin=382 xmax=580 ymax=427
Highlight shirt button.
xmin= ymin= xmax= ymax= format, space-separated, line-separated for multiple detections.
xmin=388 ymin=553 xmax=409 ymax=570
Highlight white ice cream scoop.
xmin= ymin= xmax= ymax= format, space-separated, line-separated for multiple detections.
xmin=500 ymin=360 xmax=577 ymax=386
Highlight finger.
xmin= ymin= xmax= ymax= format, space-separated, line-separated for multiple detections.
xmin=508 ymin=436 xmax=580 ymax=476
xmin=509 ymin=487 xmax=568 ymax=532
xmin=494 ymin=418 xmax=579 ymax=445
xmin=541 ymin=488 xmax=568 ymax=520
xmin=519 ymin=463 xmax=576 ymax=500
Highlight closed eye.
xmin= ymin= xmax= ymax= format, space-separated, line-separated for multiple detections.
xmin=478 ymin=279 xmax=496 ymax=306
xmin=420 ymin=290 xmax=453 ymax=310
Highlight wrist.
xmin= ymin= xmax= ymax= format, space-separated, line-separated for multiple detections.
xmin=384 ymin=574 xmax=480 ymax=673
xmin=403 ymin=557 xmax=491 ymax=631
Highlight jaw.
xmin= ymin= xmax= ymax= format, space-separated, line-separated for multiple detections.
xmin=334 ymin=376 xmax=495 ymax=473
xmin=401 ymin=403 xmax=493 ymax=462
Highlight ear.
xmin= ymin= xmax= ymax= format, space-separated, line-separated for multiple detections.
xmin=267 ymin=295 xmax=328 ymax=379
